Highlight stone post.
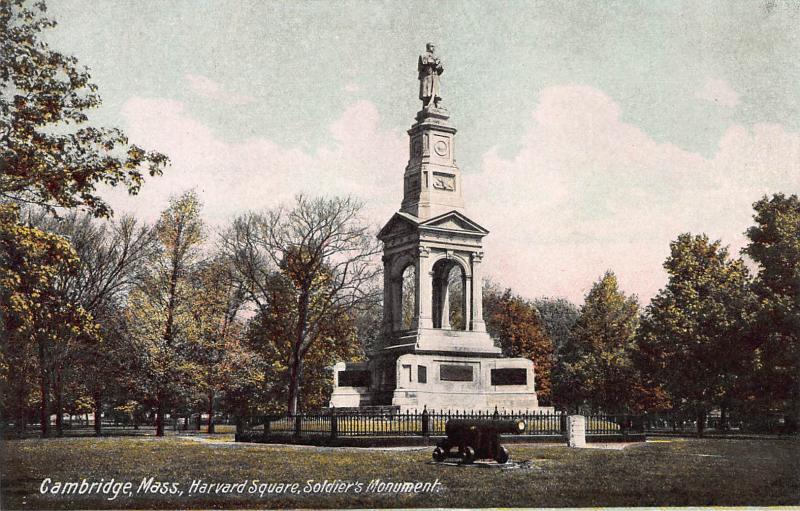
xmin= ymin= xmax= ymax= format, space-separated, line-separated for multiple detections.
xmin=567 ymin=415 xmax=586 ymax=448
xmin=416 ymin=247 xmax=433 ymax=328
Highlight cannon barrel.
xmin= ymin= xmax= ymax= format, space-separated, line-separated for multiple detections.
xmin=445 ymin=418 xmax=526 ymax=435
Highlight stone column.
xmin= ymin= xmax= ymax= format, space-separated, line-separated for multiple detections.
xmin=470 ymin=252 xmax=486 ymax=332
xmin=416 ymin=246 xmax=433 ymax=329
xmin=462 ymin=273 xmax=471 ymax=331
xmin=382 ymin=256 xmax=393 ymax=334
xmin=391 ymin=275 xmax=403 ymax=331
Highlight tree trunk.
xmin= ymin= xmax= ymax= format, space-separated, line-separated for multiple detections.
xmin=38 ymin=340 xmax=49 ymax=438
xmin=287 ymin=291 xmax=310 ymax=416
xmin=54 ymin=366 xmax=63 ymax=437
xmin=696 ymin=409 xmax=706 ymax=438
xmin=287 ymin=353 xmax=302 ymax=416
xmin=207 ymin=391 xmax=215 ymax=433
xmin=93 ymin=390 xmax=102 ymax=436
xmin=720 ymin=405 xmax=727 ymax=431
xmin=155 ymin=392 xmax=164 ymax=437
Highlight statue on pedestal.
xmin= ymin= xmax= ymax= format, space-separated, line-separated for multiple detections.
xmin=418 ymin=43 xmax=443 ymax=109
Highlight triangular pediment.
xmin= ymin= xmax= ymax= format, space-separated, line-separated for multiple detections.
xmin=419 ymin=211 xmax=489 ymax=235
xmin=377 ymin=211 xmax=420 ymax=240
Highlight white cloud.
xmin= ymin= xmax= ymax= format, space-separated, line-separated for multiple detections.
xmin=470 ymin=85 xmax=799 ymax=303
xmin=185 ymin=73 xmax=254 ymax=106
xmin=106 ymin=97 xmax=405 ymax=228
xmin=108 ymin=86 xmax=799 ymax=305
xmin=695 ymin=78 xmax=741 ymax=107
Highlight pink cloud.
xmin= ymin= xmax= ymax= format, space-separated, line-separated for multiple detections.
xmin=695 ymin=78 xmax=740 ymax=108
xmin=106 ymin=97 xmax=405 ymax=226
xmin=108 ymin=86 xmax=799 ymax=304
xmin=470 ymin=85 xmax=799 ymax=303
xmin=185 ymin=73 xmax=254 ymax=106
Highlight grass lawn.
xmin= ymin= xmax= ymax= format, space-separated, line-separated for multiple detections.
xmin=1 ymin=435 xmax=798 ymax=509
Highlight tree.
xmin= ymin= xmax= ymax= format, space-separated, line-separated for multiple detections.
xmin=216 ymin=335 xmax=266 ymax=434
xmin=1 ymin=0 xmax=165 ymax=435
xmin=126 ymin=191 xmax=204 ymax=436
xmin=638 ymin=235 xmax=756 ymax=434
xmin=483 ymin=284 xmax=554 ymax=404
xmin=1 ymin=0 xmax=168 ymax=218
xmin=531 ymin=297 xmax=580 ymax=356
xmin=223 ymin=195 xmax=380 ymax=415
xmin=189 ymin=254 xmax=245 ymax=433
xmin=26 ymin=210 xmax=156 ymax=435
xmin=0 ymin=203 xmax=97 ymax=436
xmin=554 ymin=272 xmax=643 ymax=413
xmin=743 ymin=193 xmax=800 ymax=431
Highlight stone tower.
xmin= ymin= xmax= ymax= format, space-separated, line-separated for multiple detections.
xmin=329 ymin=45 xmax=541 ymax=412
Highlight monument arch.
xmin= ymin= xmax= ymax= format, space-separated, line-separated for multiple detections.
xmin=330 ymin=44 xmax=542 ymax=412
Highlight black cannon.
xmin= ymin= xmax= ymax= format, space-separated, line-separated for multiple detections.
xmin=433 ymin=418 xmax=526 ymax=464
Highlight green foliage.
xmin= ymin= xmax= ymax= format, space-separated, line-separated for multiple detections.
xmin=223 ymin=195 xmax=380 ymax=414
xmin=483 ymin=283 xmax=554 ymax=403
xmin=743 ymin=193 xmax=800 ymax=426
xmin=0 ymin=0 xmax=168 ymax=217
xmin=554 ymin=272 xmax=654 ymax=413
xmin=531 ymin=297 xmax=580 ymax=355
xmin=243 ymin=272 xmax=362 ymax=413
xmin=124 ymin=191 xmax=205 ymax=434
xmin=0 ymin=202 xmax=99 ymax=434
xmin=638 ymin=234 xmax=756 ymax=420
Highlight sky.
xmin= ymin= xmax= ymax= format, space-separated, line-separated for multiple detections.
xmin=43 ymin=0 xmax=800 ymax=304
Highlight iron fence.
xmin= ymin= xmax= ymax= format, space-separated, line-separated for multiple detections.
xmin=641 ymin=412 xmax=793 ymax=435
xmin=244 ymin=409 xmax=645 ymax=440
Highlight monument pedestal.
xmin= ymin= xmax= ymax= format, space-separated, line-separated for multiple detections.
xmin=328 ymin=48 xmax=542 ymax=413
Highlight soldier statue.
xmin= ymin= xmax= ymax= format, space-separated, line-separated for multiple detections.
xmin=418 ymin=43 xmax=444 ymax=109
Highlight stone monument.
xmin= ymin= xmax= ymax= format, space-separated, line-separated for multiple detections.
xmin=329 ymin=44 xmax=541 ymax=412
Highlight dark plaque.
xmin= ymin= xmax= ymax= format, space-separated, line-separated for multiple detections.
xmin=440 ymin=364 xmax=473 ymax=382
xmin=418 ymin=365 xmax=427 ymax=383
xmin=338 ymin=370 xmax=370 ymax=387
xmin=491 ymin=368 xmax=527 ymax=386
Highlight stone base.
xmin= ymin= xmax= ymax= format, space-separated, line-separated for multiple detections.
xmin=381 ymin=328 xmax=501 ymax=355
xmin=329 ymin=352 xmax=540 ymax=413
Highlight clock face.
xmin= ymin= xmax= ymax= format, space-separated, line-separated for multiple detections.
xmin=434 ymin=140 xmax=448 ymax=157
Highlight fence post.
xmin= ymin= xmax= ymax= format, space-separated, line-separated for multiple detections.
xmin=264 ymin=416 xmax=271 ymax=436
xmin=421 ymin=406 xmax=429 ymax=437
xmin=330 ymin=410 xmax=338 ymax=440
xmin=294 ymin=414 xmax=302 ymax=438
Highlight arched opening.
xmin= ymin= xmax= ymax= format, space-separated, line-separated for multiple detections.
xmin=400 ymin=264 xmax=416 ymax=330
xmin=446 ymin=267 xmax=466 ymax=330
xmin=432 ymin=259 xmax=467 ymax=330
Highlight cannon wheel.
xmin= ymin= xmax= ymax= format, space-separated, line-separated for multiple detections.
xmin=495 ymin=446 xmax=509 ymax=464
xmin=460 ymin=446 xmax=475 ymax=464
xmin=432 ymin=447 xmax=446 ymax=462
